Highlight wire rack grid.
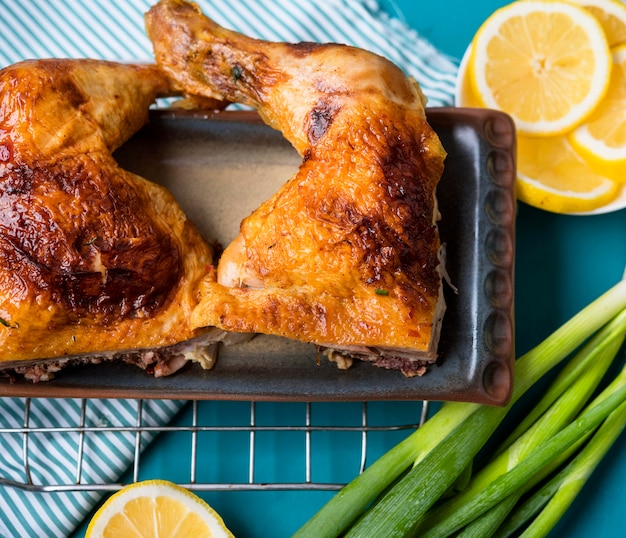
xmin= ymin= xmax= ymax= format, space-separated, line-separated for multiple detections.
xmin=0 ymin=398 xmax=431 ymax=493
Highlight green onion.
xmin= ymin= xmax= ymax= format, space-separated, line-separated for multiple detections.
xmin=517 ymin=370 xmax=626 ymax=537
xmin=497 ymin=310 xmax=626 ymax=452
xmin=292 ymin=398 xmax=483 ymax=538
xmin=455 ymin=495 xmax=520 ymax=538
xmin=495 ymin=484 xmax=560 ymax=538
xmin=294 ymin=277 xmax=626 ymax=538
xmin=344 ymin=405 xmax=509 ymax=537
xmin=417 ymin=384 xmax=626 ymax=538
xmin=412 ymin=310 xmax=626 ymax=535
xmin=495 ymin=396 xmax=626 ymax=538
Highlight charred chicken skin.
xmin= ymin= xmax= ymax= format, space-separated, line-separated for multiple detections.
xmin=146 ymin=0 xmax=447 ymax=375
xmin=0 ymin=59 xmax=218 ymax=379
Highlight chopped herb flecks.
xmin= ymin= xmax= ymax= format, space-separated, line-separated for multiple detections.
xmin=0 ymin=317 xmax=17 ymax=328
xmin=232 ymin=64 xmax=243 ymax=83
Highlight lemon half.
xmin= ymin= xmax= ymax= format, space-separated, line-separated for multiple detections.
xmin=86 ymin=480 xmax=235 ymax=538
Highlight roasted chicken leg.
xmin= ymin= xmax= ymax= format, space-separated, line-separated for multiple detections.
xmin=0 ymin=59 xmax=223 ymax=380
xmin=146 ymin=0 xmax=447 ymax=375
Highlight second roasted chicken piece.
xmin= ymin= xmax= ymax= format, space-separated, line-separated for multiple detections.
xmin=0 ymin=59 xmax=224 ymax=380
xmin=146 ymin=0 xmax=447 ymax=376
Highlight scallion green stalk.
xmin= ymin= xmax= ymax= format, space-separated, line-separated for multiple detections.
xmin=412 ymin=310 xmax=626 ymax=536
xmin=492 ymin=478 xmax=562 ymax=538
xmin=345 ymin=381 xmax=626 ymax=538
xmin=415 ymin=380 xmax=626 ymax=537
xmin=493 ymin=399 xmax=626 ymax=538
xmin=496 ymin=361 xmax=626 ymax=538
xmin=498 ymin=309 xmax=626 ymax=452
xmin=519 ymin=375 xmax=626 ymax=537
xmin=455 ymin=495 xmax=520 ymax=538
xmin=344 ymin=404 xmax=509 ymax=537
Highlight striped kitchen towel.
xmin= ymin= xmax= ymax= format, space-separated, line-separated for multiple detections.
xmin=0 ymin=0 xmax=459 ymax=536
xmin=0 ymin=398 xmax=184 ymax=537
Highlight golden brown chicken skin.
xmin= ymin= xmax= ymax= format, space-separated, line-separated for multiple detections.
xmin=0 ymin=59 xmax=216 ymax=376
xmin=146 ymin=0 xmax=447 ymax=374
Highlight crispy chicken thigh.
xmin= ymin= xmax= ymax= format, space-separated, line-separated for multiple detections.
xmin=146 ymin=0 xmax=447 ymax=375
xmin=0 ymin=59 xmax=221 ymax=380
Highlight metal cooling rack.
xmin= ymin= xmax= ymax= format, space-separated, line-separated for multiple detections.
xmin=0 ymin=398 xmax=430 ymax=493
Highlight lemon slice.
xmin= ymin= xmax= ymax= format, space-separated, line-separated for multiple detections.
xmin=85 ymin=480 xmax=235 ymax=538
xmin=470 ymin=0 xmax=612 ymax=136
xmin=516 ymin=133 xmax=620 ymax=213
xmin=568 ymin=0 xmax=626 ymax=47
xmin=570 ymin=44 xmax=626 ymax=181
xmin=456 ymin=45 xmax=626 ymax=214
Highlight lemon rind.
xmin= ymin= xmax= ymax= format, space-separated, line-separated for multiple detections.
xmin=516 ymin=171 xmax=620 ymax=213
xmin=569 ymin=45 xmax=626 ymax=173
xmin=85 ymin=479 xmax=234 ymax=538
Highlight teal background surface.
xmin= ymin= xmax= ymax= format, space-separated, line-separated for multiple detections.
xmin=73 ymin=1 xmax=626 ymax=536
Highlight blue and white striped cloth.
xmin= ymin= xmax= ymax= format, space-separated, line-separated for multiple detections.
xmin=0 ymin=1 xmax=459 ymax=535
xmin=0 ymin=398 xmax=183 ymax=537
